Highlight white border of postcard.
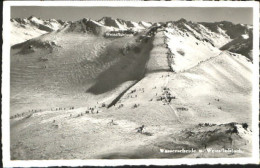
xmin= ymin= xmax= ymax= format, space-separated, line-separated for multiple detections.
xmin=2 ymin=1 xmax=260 ymax=166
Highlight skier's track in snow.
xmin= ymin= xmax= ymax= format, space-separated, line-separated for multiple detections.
xmin=107 ymin=80 xmax=139 ymax=108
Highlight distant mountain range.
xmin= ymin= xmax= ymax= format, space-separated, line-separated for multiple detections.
xmin=11 ymin=16 xmax=66 ymax=45
xmin=10 ymin=16 xmax=152 ymax=46
xmin=11 ymin=16 xmax=253 ymax=60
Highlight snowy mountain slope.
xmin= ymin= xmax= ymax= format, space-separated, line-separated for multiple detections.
xmin=21 ymin=17 xmax=152 ymax=38
xmin=165 ymin=19 xmax=253 ymax=60
xmin=199 ymin=21 xmax=253 ymax=60
xmin=200 ymin=21 xmax=252 ymax=39
xmin=10 ymin=25 xmax=154 ymax=115
xmin=139 ymin=21 xmax=152 ymax=28
xmin=163 ymin=19 xmax=254 ymax=71
xmin=10 ymin=17 xmax=253 ymax=116
xmin=98 ymin=17 xmax=151 ymax=31
xmin=11 ymin=22 xmax=47 ymax=46
xmin=125 ymin=20 xmax=144 ymax=30
xmin=167 ymin=19 xmax=232 ymax=48
xmin=164 ymin=26 xmax=221 ymax=72
xmin=11 ymin=16 xmax=65 ymax=46
xmin=220 ymin=31 xmax=253 ymax=61
xmin=98 ymin=17 xmax=126 ymax=29
xmin=90 ymin=32 xmax=252 ymax=159
xmin=57 ymin=18 xmax=116 ymax=35
xmin=145 ymin=30 xmax=171 ymax=73
xmin=10 ymin=17 xmax=253 ymax=159
xmin=112 ymin=38 xmax=252 ymax=125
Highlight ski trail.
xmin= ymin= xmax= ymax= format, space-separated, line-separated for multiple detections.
xmin=163 ymin=72 xmax=183 ymax=124
xmin=162 ymin=28 xmax=183 ymax=124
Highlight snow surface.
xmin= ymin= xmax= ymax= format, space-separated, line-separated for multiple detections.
xmin=242 ymin=34 xmax=249 ymax=39
xmin=165 ymin=27 xmax=221 ymax=72
xmin=10 ymin=17 xmax=65 ymax=46
xmin=139 ymin=21 xmax=152 ymax=28
xmin=9 ymin=17 xmax=253 ymax=159
xmin=11 ymin=23 xmax=47 ymax=46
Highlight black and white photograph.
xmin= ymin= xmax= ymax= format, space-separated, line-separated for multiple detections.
xmin=2 ymin=1 xmax=259 ymax=166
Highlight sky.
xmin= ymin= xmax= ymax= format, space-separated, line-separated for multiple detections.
xmin=11 ymin=6 xmax=253 ymax=24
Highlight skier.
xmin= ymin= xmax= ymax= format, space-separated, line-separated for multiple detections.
xmin=136 ymin=125 xmax=145 ymax=133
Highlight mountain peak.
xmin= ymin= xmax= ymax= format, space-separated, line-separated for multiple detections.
xmin=177 ymin=18 xmax=188 ymax=23
xmin=28 ymin=15 xmax=39 ymax=20
xmin=99 ymin=16 xmax=114 ymax=21
xmin=82 ymin=18 xmax=91 ymax=22
xmin=98 ymin=17 xmax=125 ymax=23
xmin=97 ymin=17 xmax=123 ymax=29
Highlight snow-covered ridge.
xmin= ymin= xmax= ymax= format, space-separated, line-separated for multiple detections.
xmin=55 ymin=17 xmax=152 ymax=37
xmin=11 ymin=16 xmax=253 ymax=57
xmin=199 ymin=21 xmax=252 ymax=39
xmin=11 ymin=16 xmax=66 ymax=46
xmin=162 ymin=18 xmax=253 ymax=72
xmin=165 ymin=19 xmax=253 ymax=61
xmin=10 ymin=16 xmax=152 ymax=45
xmin=167 ymin=19 xmax=232 ymax=48
xmin=11 ymin=16 xmax=66 ymax=32
xmin=97 ymin=17 xmax=152 ymax=30
xmin=220 ymin=31 xmax=253 ymax=61
xmin=164 ymin=26 xmax=222 ymax=73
